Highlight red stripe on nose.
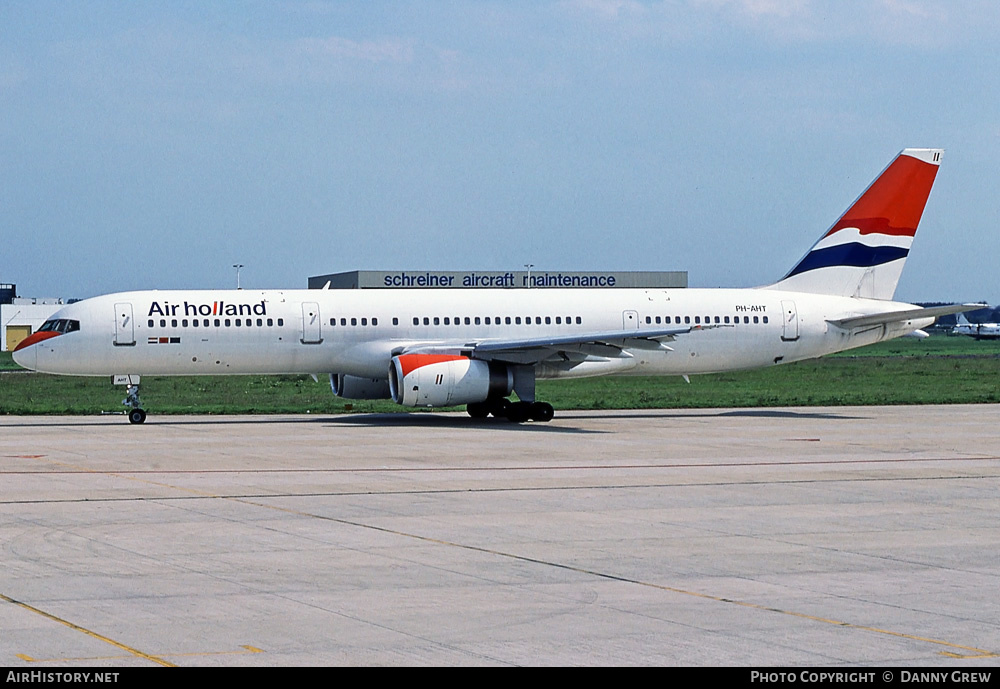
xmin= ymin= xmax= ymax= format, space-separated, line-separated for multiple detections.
xmin=12 ymin=330 xmax=62 ymax=352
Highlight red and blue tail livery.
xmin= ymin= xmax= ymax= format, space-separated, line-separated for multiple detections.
xmin=771 ymin=148 xmax=942 ymax=300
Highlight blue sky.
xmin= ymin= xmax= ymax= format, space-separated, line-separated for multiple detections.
xmin=3 ymin=1 xmax=998 ymax=303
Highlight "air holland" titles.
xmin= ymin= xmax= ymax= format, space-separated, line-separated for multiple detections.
xmin=147 ymin=300 xmax=267 ymax=317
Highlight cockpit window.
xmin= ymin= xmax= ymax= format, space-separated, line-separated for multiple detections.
xmin=39 ymin=319 xmax=80 ymax=333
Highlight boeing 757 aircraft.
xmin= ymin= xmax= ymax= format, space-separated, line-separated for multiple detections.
xmin=14 ymin=148 xmax=978 ymax=423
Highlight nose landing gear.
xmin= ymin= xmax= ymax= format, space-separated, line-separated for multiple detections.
xmin=122 ymin=381 xmax=147 ymax=424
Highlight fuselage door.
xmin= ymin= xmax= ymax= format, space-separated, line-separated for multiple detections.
xmin=301 ymin=302 xmax=322 ymax=344
xmin=623 ymin=310 xmax=639 ymax=330
xmin=781 ymin=300 xmax=799 ymax=342
xmin=114 ymin=303 xmax=135 ymax=346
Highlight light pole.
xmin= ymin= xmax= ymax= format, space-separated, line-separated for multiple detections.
xmin=233 ymin=264 xmax=244 ymax=289
xmin=524 ymin=264 xmax=534 ymax=288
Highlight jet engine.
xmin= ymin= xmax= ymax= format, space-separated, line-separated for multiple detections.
xmin=329 ymin=374 xmax=391 ymax=400
xmin=389 ymin=354 xmax=513 ymax=407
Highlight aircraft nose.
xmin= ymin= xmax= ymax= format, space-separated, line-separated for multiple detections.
xmin=11 ymin=331 xmax=60 ymax=370
xmin=11 ymin=344 xmax=33 ymax=370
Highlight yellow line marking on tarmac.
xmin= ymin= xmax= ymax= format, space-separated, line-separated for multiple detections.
xmin=12 ymin=645 xmax=264 ymax=664
xmin=1 ymin=593 xmax=175 ymax=667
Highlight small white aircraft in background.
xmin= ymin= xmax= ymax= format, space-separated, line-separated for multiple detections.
xmin=14 ymin=148 xmax=980 ymax=423
xmin=952 ymin=313 xmax=1000 ymax=340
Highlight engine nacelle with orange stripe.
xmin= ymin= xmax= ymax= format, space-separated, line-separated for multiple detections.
xmin=389 ymin=354 xmax=513 ymax=408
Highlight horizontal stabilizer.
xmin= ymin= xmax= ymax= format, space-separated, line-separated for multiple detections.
xmin=827 ymin=303 xmax=986 ymax=330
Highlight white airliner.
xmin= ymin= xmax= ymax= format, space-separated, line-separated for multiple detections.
xmin=14 ymin=148 xmax=979 ymax=424
xmin=952 ymin=313 xmax=1000 ymax=340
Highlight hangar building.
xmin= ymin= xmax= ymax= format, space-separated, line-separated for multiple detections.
xmin=308 ymin=270 xmax=688 ymax=290
xmin=1 ymin=285 xmax=66 ymax=352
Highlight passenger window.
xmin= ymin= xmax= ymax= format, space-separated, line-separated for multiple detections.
xmin=361 ymin=318 xmax=367 ymax=326
xmin=277 ymin=318 xmax=284 ymax=326
xmin=148 ymin=319 xmax=154 ymax=327
xmin=575 ymin=317 xmax=582 ymax=324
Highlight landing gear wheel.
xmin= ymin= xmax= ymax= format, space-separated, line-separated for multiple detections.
xmin=467 ymin=402 xmax=489 ymax=419
xmin=488 ymin=398 xmax=511 ymax=418
xmin=128 ymin=408 xmax=147 ymax=424
xmin=506 ymin=401 xmax=532 ymax=423
xmin=529 ymin=402 xmax=555 ymax=422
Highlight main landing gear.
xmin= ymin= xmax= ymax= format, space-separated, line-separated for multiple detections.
xmin=466 ymin=397 xmax=555 ymax=423
xmin=123 ymin=383 xmax=147 ymax=424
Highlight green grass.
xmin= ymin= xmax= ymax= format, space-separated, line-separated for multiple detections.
xmin=0 ymin=351 xmax=23 ymax=371
xmin=2 ymin=336 xmax=999 ymax=415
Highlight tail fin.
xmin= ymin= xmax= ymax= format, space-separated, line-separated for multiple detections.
xmin=768 ymin=148 xmax=943 ymax=300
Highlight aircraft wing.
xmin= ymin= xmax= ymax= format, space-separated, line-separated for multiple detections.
xmin=400 ymin=325 xmax=698 ymax=365
xmin=827 ymin=303 xmax=986 ymax=330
